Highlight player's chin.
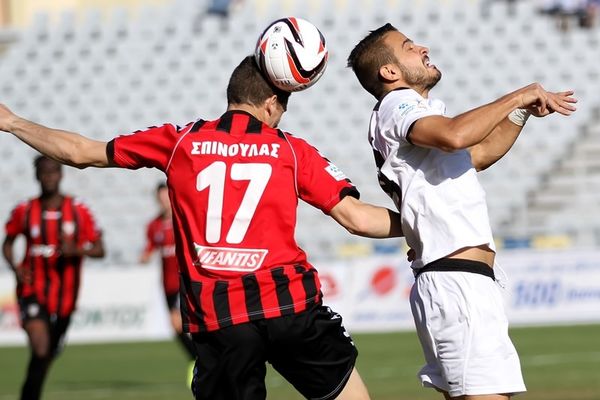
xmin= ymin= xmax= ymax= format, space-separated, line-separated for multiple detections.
xmin=426 ymin=64 xmax=440 ymax=74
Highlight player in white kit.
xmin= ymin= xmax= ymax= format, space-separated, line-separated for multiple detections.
xmin=347 ymin=23 xmax=577 ymax=399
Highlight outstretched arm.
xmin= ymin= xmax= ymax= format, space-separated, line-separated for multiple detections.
xmin=408 ymin=83 xmax=575 ymax=153
xmin=329 ymin=196 xmax=403 ymax=238
xmin=0 ymin=104 xmax=113 ymax=169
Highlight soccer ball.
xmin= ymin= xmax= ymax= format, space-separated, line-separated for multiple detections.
xmin=255 ymin=17 xmax=328 ymax=92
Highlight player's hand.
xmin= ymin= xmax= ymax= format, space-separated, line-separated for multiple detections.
xmin=139 ymin=252 xmax=152 ymax=264
xmin=516 ymin=83 xmax=549 ymax=113
xmin=0 ymin=103 xmax=17 ymax=132
xmin=528 ymin=90 xmax=577 ymax=117
xmin=14 ymin=265 xmax=32 ymax=284
xmin=60 ymin=239 xmax=82 ymax=258
xmin=516 ymin=84 xmax=577 ymax=117
xmin=407 ymin=248 xmax=416 ymax=262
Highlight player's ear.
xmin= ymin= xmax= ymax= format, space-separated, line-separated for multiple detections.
xmin=379 ymin=64 xmax=400 ymax=82
xmin=263 ymin=95 xmax=284 ymax=128
xmin=264 ymin=95 xmax=279 ymax=117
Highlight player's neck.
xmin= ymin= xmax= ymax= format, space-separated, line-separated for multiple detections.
xmin=40 ymin=192 xmax=63 ymax=209
xmin=227 ymin=104 xmax=266 ymax=124
xmin=409 ymin=85 xmax=430 ymax=98
xmin=382 ymin=83 xmax=430 ymax=99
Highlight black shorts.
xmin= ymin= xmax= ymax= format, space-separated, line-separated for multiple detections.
xmin=18 ymin=296 xmax=50 ymax=323
xmin=165 ymin=292 xmax=180 ymax=310
xmin=18 ymin=296 xmax=71 ymax=357
xmin=191 ymin=302 xmax=357 ymax=400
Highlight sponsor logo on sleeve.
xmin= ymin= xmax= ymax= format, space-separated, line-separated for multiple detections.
xmin=398 ymin=100 xmax=430 ymax=117
xmin=325 ymin=163 xmax=347 ymax=181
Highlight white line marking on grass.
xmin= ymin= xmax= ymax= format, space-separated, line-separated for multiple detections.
xmin=521 ymin=351 xmax=600 ymax=366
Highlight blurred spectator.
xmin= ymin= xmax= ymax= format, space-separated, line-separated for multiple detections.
xmin=194 ymin=0 xmax=241 ymax=32
xmin=207 ymin=0 xmax=233 ymax=17
xmin=538 ymin=0 xmax=599 ymax=30
xmin=579 ymin=0 xmax=600 ymax=28
xmin=481 ymin=0 xmax=520 ymax=17
xmin=0 ymin=0 xmax=10 ymax=27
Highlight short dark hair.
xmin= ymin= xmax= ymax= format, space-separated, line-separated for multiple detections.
xmin=347 ymin=23 xmax=399 ymax=100
xmin=227 ymin=56 xmax=290 ymax=110
xmin=34 ymin=155 xmax=61 ymax=173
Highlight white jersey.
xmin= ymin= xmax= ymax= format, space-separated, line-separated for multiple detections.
xmin=369 ymin=88 xmax=495 ymax=269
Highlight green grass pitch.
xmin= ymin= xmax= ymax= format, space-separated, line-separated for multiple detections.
xmin=1 ymin=324 xmax=599 ymax=399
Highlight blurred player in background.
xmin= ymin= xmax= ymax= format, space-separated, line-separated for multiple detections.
xmin=0 ymin=55 xmax=403 ymax=400
xmin=348 ymin=23 xmax=577 ymax=400
xmin=140 ymin=182 xmax=196 ymax=364
xmin=2 ymin=155 xmax=105 ymax=400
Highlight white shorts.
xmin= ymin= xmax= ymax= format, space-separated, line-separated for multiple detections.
xmin=410 ymin=269 xmax=526 ymax=397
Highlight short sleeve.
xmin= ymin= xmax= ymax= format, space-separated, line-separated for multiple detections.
xmin=389 ymin=91 xmax=446 ymax=142
xmin=5 ymin=203 xmax=26 ymax=237
xmin=293 ymin=137 xmax=359 ymax=214
xmin=75 ymin=201 xmax=102 ymax=244
xmin=110 ymin=124 xmax=181 ymax=171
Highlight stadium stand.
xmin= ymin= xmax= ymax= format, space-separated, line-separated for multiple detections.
xmin=0 ymin=0 xmax=599 ymax=264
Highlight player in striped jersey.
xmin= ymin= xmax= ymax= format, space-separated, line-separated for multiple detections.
xmin=2 ymin=156 xmax=105 ymax=400
xmin=140 ymin=182 xmax=196 ymax=362
xmin=0 ymin=56 xmax=403 ymax=400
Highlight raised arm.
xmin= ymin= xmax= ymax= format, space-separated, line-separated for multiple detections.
xmin=409 ymin=83 xmax=574 ymax=153
xmin=468 ymin=117 xmax=525 ymax=171
xmin=469 ymin=90 xmax=577 ymax=171
xmin=0 ymin=104 xmax=114 ymax=169
xmin=329 ymin=196 xmax=403 ymax=238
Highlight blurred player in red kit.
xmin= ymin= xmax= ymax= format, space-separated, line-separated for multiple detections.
xmin=140 ymin=182 xmax=196 ymax=361
xmin=2 ymin=155 xmax=105 ymax=400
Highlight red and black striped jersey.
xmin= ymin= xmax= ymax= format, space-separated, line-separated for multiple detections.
xmin=110 ymin=110 xmax=359 ymax=333
xmin=144 ymin=215 xmax=179 ymax=296
xmin=5 ymin=196 xmax=102 ymax=317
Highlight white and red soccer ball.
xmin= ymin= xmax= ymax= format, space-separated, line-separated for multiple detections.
xmin=255 ymin=17 xmax=328 ymax=92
